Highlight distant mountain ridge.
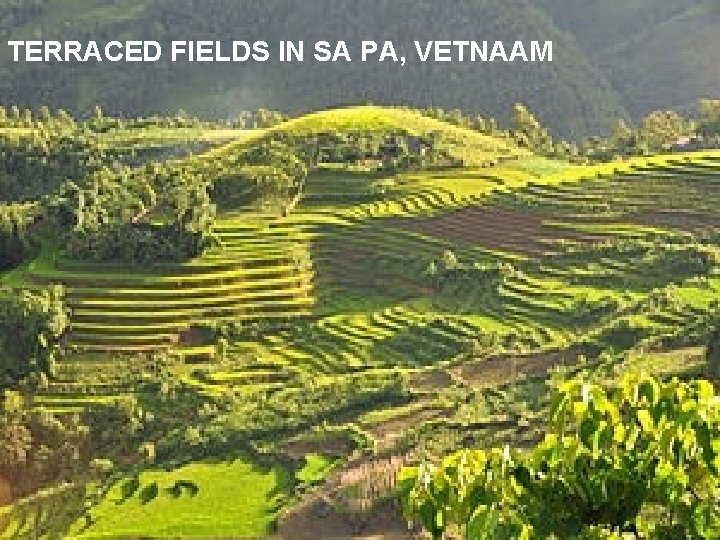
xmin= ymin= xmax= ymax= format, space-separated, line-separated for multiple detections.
xmin=0 ymin=0 xmax=716 ymax=137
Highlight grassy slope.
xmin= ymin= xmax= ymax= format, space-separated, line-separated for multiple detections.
xmin=215 ymin=105 xmax=527 ymax=166
xmin=69 ymin=459 xmax=290 ymax=538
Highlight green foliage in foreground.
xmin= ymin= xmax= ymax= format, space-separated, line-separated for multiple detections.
xmin=400 ymin=374 xmax=720 ymax=539
xmin=295 ymin=453 xmax=337 ymax=487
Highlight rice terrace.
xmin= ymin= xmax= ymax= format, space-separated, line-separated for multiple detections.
xmin=2 ymin=101 xmax=720 ymax=538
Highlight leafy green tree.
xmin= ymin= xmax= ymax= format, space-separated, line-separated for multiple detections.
xmin=400 ymin=373 xmax=720 ymax=538
xmin=0 ymin=391 xmax=90 ymax=498
xmin=0 ymin=203 xmax=34 ymax=270
xmin=0 ymin=286 xmax=68 ymax=383
xmin=638 ymin=111 xmax=691 ymax=152
xmin=698 ymin=99 xmax=720 ymax=138
xmin=83 ymin=397 xmax=146 ymax=456
xmin=212 ymin=140 xmax=307 ymax=214
xmin=511 ymin=104 xmax=554 ymax=155
xmin=0 ymin=420 xmax=32 ymax=467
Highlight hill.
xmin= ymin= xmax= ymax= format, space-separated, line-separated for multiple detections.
xmin=230 ymin=106 xmax=528 ymax=167
xmin=4 ymin=1 xmax=719 ymax=137
xmin=2 ymin=105 xmax=720 ymax=536
xmin=0 ymin=0 xmax=626 ymax=138
xmin=536 ymin=0 xmax=720 ymax=116
xmin=3 ymin=106 xmax=528 ymax=354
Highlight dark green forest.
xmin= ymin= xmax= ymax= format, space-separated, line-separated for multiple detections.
xmin=2 ymin=0 xmax=717 ymax=138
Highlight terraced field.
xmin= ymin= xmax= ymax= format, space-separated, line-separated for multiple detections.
xmin=11 ymin=151 xmax=720 ymax=399
xmin=4 ymin=108 xmax=720 ymax=538
xmin=28 ymin=221 xmax=316 ymax=353
xmin=410 ymin=205 xmax=604 ymax=255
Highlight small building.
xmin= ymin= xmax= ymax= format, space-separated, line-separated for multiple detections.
xmin=379 ymin=137 xmax=401 ymax=158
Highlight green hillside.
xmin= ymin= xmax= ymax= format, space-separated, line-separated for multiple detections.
xmin=533 ymin=0 xmax=699 ymax=53
xmin=537 ymin=0 xmax=720 ymax=116
xmin=2 ymin=106 xmax=720 ymax=537
xmin=3 ymin=0 xmax=718 ymax=137
xmin=4 ymin=106 xmax=529 ymax=355
xmin=0 ymin=0 xmax=626 ymax=137
xmin=604 ymin=1 xmax=720 ymax=115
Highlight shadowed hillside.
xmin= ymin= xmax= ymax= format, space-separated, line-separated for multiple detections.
xmin=0 ymin=0 xmax=626 ymax=138
xmin=536 ymin=0 xmax=720 ymax=116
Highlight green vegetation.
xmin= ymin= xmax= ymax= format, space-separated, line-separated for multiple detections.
xmin=0 ymin=0 xmax=627 ymax=137
xmin=0 ymin=286 xmax=68 ymax=383
xmin=296 ymin=454 xmax=336 ymax=487
xmin=400 ymin=373 xmax=720 ymax=538
xmin=3 ymin=1 xmax=719 ymax=139
xmin=68 ymin=459 xmax=291 ymax=538
xmin=0 ymin=203 xmax=35 ymax=270
xmin=537 ymin=0 xmax=719 ymax=118
xmin=2 ymin=103 xmax=720 ymax=538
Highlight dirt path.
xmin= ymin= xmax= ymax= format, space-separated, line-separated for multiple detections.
xmin=0 ymin=476 xmax=12 ymax=506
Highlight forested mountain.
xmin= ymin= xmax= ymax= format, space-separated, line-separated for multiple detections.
xmin=0 ymin=0 xmax=717 ymax=137
xmin=535 ymin=0 xmax=720 ymax=117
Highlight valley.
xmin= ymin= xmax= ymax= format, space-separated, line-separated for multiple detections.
xmin=1 ymin=104 xmax=720 ymax=537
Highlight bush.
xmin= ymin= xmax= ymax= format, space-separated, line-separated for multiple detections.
xmin=0 ymin=286 xmax=68 ymax=383
xmin=400 ymin=373 xmax=720 ymax=538
xmin=66 ymin=222 xmax=209 ymax=265
xmin=0 ymin=203 xmax=35 ymax=270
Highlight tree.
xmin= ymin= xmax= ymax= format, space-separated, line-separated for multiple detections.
xmin=0 ymin=391 xmax=90 ymax=498
xmin=511 ymin=103 xmax=555 ymax=156
xmin=638 ymin=111 xmax=691 ymax=152
xmin=212 ymin=140 xmax=308 ymax=214
xmin=708 ymin=325 xmax=720 ymax=380
xmin=0 ymin=286 xmax=69 ymax=383
xmin=83 ymin=397 xmax=146 ymax=455
xmin=0 ymin=203 xmax=34 ymax=270
xmin=401 ymin=373 xmax=720 ymax=538
xmin=441 ymin=250 xmax=459 ymax=270
xmin=609 ymin=119 xmax=635 ymax=155
xmin=698 ymin=99 xmax=720 ymax=138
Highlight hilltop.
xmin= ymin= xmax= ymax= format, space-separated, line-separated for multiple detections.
xmin=225 ymin=106 xmax=527 ymax=166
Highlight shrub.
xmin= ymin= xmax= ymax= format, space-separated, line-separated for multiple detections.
xmin=0 ymin=286 xmax=68 ymax=382
xmin=400 ymin=373 xmax=720 ymax=538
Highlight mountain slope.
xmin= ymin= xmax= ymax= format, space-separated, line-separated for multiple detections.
xmin=535 ymin=0 xmax=720 ymax=117
xmin=0 ymin=0 xmax=626 ymax=137
xmin=602 ymin=2 xmax=720 ymax=116
xmin=532 ymin=0 xmax=699 ymax=54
